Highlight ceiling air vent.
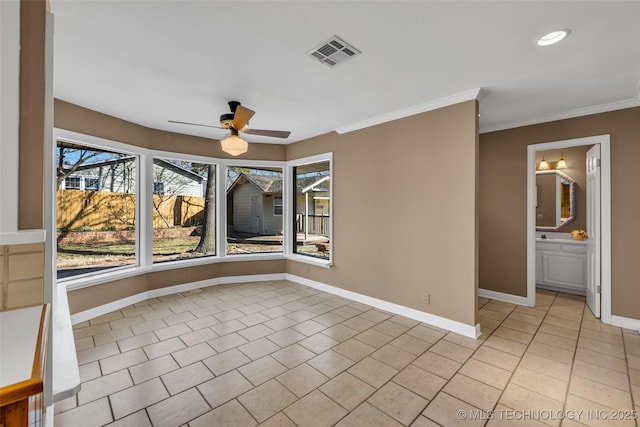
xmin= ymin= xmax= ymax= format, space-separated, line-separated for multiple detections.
xmin=307 ymin=36 xmax=361 ymax=68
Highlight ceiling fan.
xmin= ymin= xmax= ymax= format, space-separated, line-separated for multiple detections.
xmin=169 ymin=101 xmax=291 ymax=156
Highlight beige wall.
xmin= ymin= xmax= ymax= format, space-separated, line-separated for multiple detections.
xmin=61 ymin=100 xmax=480 ymax=327
xmin=67 ymin=260 xmax=286 ymax=314
xmin=479 ymin=106 xmax=640 ymax=319
xmin=19 ymin=0 xmax=46 ymax=231
xmin=3 ymin=0 xmax=48 ymax=312
xmin=286 ymin=101 xmax=479 ymax=327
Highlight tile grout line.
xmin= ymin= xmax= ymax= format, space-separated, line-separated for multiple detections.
xmin=63 ymin=283 xmax=628 ymax=427
xmin=442 ymin=291 xmax=561 ymax=426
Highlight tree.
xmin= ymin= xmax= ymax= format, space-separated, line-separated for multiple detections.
xmin=56 ymin=145 xmax=105 ymax=189
xmin=194 ymin=163 xmax=216 ymax=254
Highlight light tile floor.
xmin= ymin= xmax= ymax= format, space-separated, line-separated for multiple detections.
xmin=55 ymin=281 xmax=640 ymax=426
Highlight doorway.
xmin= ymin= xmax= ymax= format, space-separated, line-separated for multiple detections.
xmin=527 ymin=135 xmax=611 ymax=322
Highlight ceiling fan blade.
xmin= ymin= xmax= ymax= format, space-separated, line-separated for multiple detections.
xmin=232 ymin=105 xmax=255 ymax=130
xmin=168 ymin=120 xmax=225 ymax=130
xmin=244 ymin=128 xmax=291 ymax=138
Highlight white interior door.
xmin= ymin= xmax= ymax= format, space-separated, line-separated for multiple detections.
xmin=586 ymin=144 xmax=601 ymax=317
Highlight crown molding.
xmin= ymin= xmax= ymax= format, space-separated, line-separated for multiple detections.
xmin=335 ymin=87 xmax=485 ymax=135
xmin=480 ymin=90 xmax=640 ymax=134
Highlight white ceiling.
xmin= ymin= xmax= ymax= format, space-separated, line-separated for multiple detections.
xmin=51 ymin=1 xmax=640 ymax=145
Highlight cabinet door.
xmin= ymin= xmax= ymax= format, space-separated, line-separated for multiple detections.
xmin=536 ymin=249 xmax=543 ymax=284
xmin=542 ymin=251 xmax=586 ymax=291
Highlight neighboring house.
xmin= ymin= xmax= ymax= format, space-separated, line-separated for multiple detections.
xmin=227 ymin=173 xmax=330 ymax=236
xmin=227 ymin=173 xmax=283 ymax=235
xmin=60 ymin=157 xmax=207 ymax=197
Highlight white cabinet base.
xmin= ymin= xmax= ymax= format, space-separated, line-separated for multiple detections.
xmin=536 ymin=239 xmax=587 ymax=295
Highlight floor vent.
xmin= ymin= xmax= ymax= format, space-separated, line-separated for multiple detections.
xmin=307 ymin=36 xmax=361 ymax=68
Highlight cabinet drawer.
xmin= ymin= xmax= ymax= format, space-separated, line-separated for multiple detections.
xmin=559 ymin=244 xmax=587 ymax=254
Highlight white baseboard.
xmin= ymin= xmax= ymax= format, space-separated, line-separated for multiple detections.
xmin=479 ymin=288 xmax=529 ymax=306
xmin=610 ymin=314 xmax=640 ymax=332
xmin=287 ymin=274 xmax=481 ymax=339
xmin=70 ymin=272 xmax=481 ymax=339
xmin=69 ymin=273 xmax=285 ymax=325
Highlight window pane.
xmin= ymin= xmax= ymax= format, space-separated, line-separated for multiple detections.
xmin=56 ymin=141 xmax=137 ymax=279
xmin=153 ymin=159 xmax=215 ymax=263
xmin=294 ymin=161 xmax=330 ymax=259
xmin=227 ymin=166 xmax=283 ymax=255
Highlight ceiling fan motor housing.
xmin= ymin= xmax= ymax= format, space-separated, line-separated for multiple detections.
xmin=228 ymin=100 xmax=241 ymax=113
xmin=220 ymin=113 xmax=234 ymax=128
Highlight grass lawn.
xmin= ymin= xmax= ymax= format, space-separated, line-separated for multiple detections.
xmin=57 ymin=237 xmax=284 ymax=269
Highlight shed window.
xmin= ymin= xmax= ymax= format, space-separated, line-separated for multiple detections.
xmin=274 ymin=197 xmax=283 ymax=216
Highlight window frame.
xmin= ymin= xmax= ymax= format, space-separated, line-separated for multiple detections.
xmin=52 ymin=129 xmax=332 ymax=291
xmin=224 ymin=162 xmax=286 ymax=257
xmin=63 ymin=176 xmax=82 ymax=190
xmin=285 ymin=153 xmax=333 ymax=267
xmin=84 ymin=176 xmax=101 ymax=191
xmin=54 ymin=131 xmax=142 ymax=284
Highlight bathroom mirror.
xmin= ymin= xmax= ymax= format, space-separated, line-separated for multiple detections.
xmin=536 ymin=170 xmax=576 ymax=231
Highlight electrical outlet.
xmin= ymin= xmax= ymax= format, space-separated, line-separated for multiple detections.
xmin=422 ymin=292 xmax=430 ymax=305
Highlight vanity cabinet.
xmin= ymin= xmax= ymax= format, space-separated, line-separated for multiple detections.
xmin=536 ymin=240 xmax=587 ymax=294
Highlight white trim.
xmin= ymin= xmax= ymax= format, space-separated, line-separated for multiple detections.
xmin=478 ymin=288 xmax=529 ymax=306
xmin=0 ymin=0 xmax=20 ymax=235
xmin=335 ymin=88 xmax=484 ymax=134
xmin=45 ymin=405 xmax=54 ymax=427
xmin=286 ymin=274 xmax=481 ymax=339
xmin=481 ymin=97 xmax=640 ymax=134
xmin=52 ymin=281 xmax=80 ymax=402
xmin=610 ymin=315 xmax=640 ymax=332
xmin=287 ymin=152 xmax=333 ymax=266
xmin=0 ymin=229 xmax=46 ymax=246
xmin=140 ymin=155 xmax=153 ymax=268
xmin=527 ymin=135 xmax=612 ymax=321
xmin=44 ymin=9 xmax=56 ymax=407
xmin=51 ymin=130 xmax=335 ymax=291
xmin=69 ymin=273 xmax=481 ymax=338
xmin=69 ymin=273 xmax=286 ymax=324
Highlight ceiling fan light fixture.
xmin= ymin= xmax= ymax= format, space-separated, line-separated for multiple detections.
xmin=221 ymin=133 xmax=248 ymax=156
xmin=537 ymin=29 xmax=571 ymax=46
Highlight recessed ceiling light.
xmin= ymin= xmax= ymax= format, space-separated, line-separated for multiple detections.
xmin=537 ymin=29 xmax=571 ymax=46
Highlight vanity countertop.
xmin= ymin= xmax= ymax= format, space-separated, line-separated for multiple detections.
xmin=536 ymin=237 xmax=587 ymax=245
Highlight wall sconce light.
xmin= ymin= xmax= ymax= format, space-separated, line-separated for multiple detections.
xmin=556 ymin=154 xmax=567 ymax=169
xmin=538 ymin=156 xmax=550 ymax=171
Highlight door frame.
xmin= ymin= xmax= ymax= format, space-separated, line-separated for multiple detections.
xmin=527 ymin=134 xmax=611 ymax=323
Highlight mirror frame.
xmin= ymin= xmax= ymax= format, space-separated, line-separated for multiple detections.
xmin=536 ymin=169 xmax=576 ymax=231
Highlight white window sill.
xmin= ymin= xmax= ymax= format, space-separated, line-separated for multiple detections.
xmin=285 ymin=253 xmax=332 ymax=268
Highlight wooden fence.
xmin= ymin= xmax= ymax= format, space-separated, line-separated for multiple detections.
xmin=57 ymin=189 xmax=205 ymax=231
xmin=296 ymin=214 xmax=330 ymax=237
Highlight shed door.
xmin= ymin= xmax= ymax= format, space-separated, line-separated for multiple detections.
xmin=250 ymin=195 xmax=259 ymax=233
